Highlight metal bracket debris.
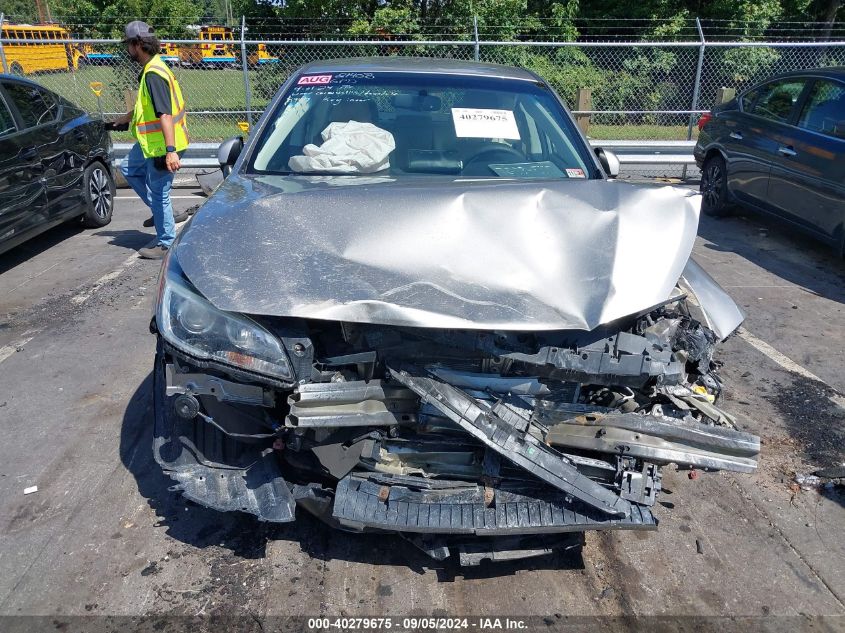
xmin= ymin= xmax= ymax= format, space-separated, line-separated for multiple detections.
xmin=542 ymin=411 xmax=760 ymax=472
xmin=287 ymin=380 xmax=418 ymax=428
xmin=617 ymin=459 xmax=662 ymax=506
xmin=388 ymin=367 xmax=633 ymax=517
xmin=166 ymin=364 xmax=275 ymax=407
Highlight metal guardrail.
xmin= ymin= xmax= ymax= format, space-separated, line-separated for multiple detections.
xmin=112 ymin=142 xmax=222 ymax=169
xmin=111 ymin=141 xmax=697 ymax=170
xmin=595 ymin=140 xmax=697 ymax=165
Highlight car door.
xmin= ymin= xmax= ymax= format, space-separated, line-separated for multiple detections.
xmin=1 ymin=79 xmax=83 ymax=220
xmin=726 ymin=78 xmax=808 ymax=209
xmin=766 ymin=78 xmax=845 ymax=241
xmin=0 ymin=85 xmax=48 ymax=247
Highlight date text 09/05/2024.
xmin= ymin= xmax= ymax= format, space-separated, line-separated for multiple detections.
xmin=306 ymin=617 xmax=529 ymax=630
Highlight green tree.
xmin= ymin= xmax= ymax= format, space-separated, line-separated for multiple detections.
xmin=349 ymin=1 xmax=421 ymax=37
xmin=0 ymin=0 xmax=38 ymax=21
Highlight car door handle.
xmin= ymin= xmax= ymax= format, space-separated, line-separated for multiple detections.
xmin=778 ymin=146 xmax=797 ymax=157
xmin=729 ymin=131 xmax=743 ymax=140
xmin=20 ymin=147 xmax=39 ymax=160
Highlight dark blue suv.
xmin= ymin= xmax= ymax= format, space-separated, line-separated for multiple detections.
xmin=694 ymin=67 xmax=845 ymax=255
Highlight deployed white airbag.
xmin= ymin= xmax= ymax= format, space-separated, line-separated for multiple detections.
xmin=289 ymin=121 xmax=395 ymax=174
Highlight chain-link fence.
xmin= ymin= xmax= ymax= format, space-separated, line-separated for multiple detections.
xmin=2 ymin=17 xmax=844 ymax=150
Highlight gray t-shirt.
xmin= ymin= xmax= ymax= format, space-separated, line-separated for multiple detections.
xmin=138 ymin=69 xmax=172 ymax=117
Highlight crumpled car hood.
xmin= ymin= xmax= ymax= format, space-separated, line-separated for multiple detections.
xmin=177 ymin=175 xmax=702 ymax=331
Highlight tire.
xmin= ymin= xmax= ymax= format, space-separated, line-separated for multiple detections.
xmin=81 ymin=162 xmax=115 ymax=228
xmin=9 ymin=62 xmax=24 ymax=76
xmin=700 ymin=154 xmax=732 ymax=217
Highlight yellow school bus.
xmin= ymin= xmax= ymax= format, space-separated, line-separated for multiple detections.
xmin=160 ymin=42 xmax=180 ymax=65
xmin=180 ymin=26 xmax=237 ymax=66
xmin=0 ymin=22 xmax=81 ymax=75
xmin=248 ymin=43 xmax=279 ymax=68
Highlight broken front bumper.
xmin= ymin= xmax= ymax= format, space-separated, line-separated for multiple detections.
xmin=153 ymin=334 xmax=759 ymax=555
xmin=153 ymin=347 xmax=660 ymax=534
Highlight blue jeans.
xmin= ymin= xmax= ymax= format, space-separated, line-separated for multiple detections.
xmin=121 ymin=143 xmax=176 ymax=248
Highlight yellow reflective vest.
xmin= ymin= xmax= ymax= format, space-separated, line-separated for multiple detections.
xmin=131 ymin=54 xmax=189 ymax=158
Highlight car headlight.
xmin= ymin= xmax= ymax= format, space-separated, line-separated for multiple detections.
xmin=156 ymin=254 xmax=293 ymax=380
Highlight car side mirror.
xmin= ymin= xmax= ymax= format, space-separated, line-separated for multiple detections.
xmin=594 ymin=148 xmax=620 ymax=178
xmin=218 ymin=136 xmax=244 ymax=175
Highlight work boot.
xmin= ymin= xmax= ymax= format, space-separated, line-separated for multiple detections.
xmin=138 ymin=244 xmax=169 ymax=260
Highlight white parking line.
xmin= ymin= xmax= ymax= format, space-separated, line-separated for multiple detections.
xmin=70 ymin=252 xmax=139 ymax=306
xmin=0 ymin=333 xmax=36 ymax=364
xmin=736 ymin=327 xmax=845 ymax=410
xmin=1 ymin=224 xmax=188 ymax=366
xmin=4 ymin=260 xmax=63 ymax=295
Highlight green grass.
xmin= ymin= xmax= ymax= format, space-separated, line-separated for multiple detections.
xmin=588 ymin=124 xmax=699 ymax=141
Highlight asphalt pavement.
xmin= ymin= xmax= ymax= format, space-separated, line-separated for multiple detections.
xmin=0 ymin=182 xmax=843 ymax=631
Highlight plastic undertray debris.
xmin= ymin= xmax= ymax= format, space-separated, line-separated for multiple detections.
xmin=332 ymin=474 xmax=657 ymax=535
xmin=164 ymin=451 xmax=297 ymax=522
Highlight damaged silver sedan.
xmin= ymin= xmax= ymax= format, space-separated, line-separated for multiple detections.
xmin=151 ymin=58 xmax=760 ymax=565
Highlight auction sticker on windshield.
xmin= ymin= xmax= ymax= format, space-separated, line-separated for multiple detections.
xmin=451 ymin=108 xmax=520 ymax=139
xmin=298 ymin=74 xmax=332 ymax=85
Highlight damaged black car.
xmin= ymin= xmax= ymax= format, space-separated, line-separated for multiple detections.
xmin=151 ymin=58 xmax=760 ymax=566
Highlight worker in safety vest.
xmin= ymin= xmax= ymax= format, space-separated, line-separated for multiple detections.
xmin=107 ymin=21 xmax=190 ymax=259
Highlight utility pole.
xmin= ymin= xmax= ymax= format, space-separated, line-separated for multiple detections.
xmin=34 ymin=0 xmax=53 ymax=23
xmin=221 ymin=0 xmax=233 ymax=27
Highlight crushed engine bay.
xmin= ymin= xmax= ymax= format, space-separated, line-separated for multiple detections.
xmin=153 ymin=284 xmax=759 ymax=564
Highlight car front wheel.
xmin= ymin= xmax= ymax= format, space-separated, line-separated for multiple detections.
xmin=701 ymin=155 xmax=732 ymax=217
xmin=81 ymin=162 xmax=115 ymax=228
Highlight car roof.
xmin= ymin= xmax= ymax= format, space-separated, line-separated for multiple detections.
xmin=0 ymin=74 xmax=44 ymax=89
xmin=753 ymin=66 xmax=845 ymax=84
xmin=297 ymin=57 xmax=540 ymax=82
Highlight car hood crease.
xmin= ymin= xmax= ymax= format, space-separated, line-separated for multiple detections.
xmin=177 ymin=176 xmax=701 ymax=330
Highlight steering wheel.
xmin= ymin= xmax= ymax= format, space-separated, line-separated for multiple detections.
xmin=461 ymin=143 xmax=526 ymax=176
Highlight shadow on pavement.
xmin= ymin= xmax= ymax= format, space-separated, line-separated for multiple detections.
xmin=820 ymin=484 xmax=845 ymax=511
xmin=120 ymin=372 xmax=585 ymax=576
xmin=93 ymin=228 xmax=155 ymax=250
xmin=696 ymin=213 xmax=845 ymax=305
xmin=0 ymin=222 xmax=84 ymax=275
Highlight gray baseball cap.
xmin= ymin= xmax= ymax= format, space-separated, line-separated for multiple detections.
xmin=122 ymin=20 xmax=155 ymax=42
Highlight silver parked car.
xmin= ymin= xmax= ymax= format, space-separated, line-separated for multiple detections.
xmin=151 ymin=58 xmax=759 ymax=565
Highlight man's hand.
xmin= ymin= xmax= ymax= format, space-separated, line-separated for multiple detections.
xmin=165 ymin=151 xmax=181 ymax=172
xmin=105 ymin=111 xmax=132 ymax=132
